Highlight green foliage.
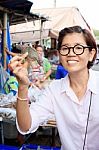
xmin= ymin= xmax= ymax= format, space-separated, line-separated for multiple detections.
xmin=93 ymin=29 xmax=99 ymax=37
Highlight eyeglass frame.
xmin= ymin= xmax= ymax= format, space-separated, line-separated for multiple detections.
xmin=59 ymin=44 xmax=92 ymax=56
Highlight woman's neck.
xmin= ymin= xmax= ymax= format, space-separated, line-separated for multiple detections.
xmin=69 ymin=69 xmax=89 ymax=100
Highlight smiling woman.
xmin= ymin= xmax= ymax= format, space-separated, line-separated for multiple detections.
xmin=8 ymin=25 xmax=99 ymax=150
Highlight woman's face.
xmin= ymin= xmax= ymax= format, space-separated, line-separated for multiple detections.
xmin=59 ymin=33 xmax=95 ymax=73
xmin=36 ymin=47 xmax=44 ymax=58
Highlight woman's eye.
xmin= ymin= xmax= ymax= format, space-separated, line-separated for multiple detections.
xmin=75 ymin=46 xmax=82 ymax=49
xmin=62 ymin=47 xmax=68 ymax=51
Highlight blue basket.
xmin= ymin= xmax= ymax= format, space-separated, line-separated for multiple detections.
xmin=52 ymin=147 xmax=61 ymax=150
xmin=0 ymin=144 xmax=19 ymax=150
xmin=21 ymin=144 xmax=38 ymax=150
xmin=20 ymin=144 xmax=61 ymax=150
xmin=40 ymin=145 xmax=52 ymax=150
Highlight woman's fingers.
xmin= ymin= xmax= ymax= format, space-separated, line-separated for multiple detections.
xmin=8 ymin=52 xmax=28 ymax=72
xmin=9 ymin=52 xmax=28 ymax=63
xmin=8 ymin=59 xmax=20 ymax=72
xmin=18 ymin=52 xmax=28 ymax=65
xmin=13 ymin=66 xmax=30 ymax=85
xmin=13 ymin=65 xmax=23 ymax=75
xmin=8 ymin=52 xmax=30 ymax=86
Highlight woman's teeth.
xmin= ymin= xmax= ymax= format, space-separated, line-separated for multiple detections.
xmin=67 ymin=60 xmax=77 ymax=64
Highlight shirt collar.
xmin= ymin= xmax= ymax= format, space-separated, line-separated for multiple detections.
xmin=61 ymin=69 xmax=98 ymax=94
xmin=61 ymin=75 xmax=70 ymax=93
xmin=87 ymin=69 xmax=98 ymax=94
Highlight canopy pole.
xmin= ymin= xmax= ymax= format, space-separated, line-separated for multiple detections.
xmin=3 ymin=12 xmax=7 ymax=69
xmin=40 ymin=19 xmax=43 ymax=45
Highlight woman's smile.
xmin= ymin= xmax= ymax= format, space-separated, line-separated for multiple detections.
xmin=67 ymin=60 xmax=78 ymax=65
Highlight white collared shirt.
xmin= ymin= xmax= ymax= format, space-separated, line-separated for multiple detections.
xmin=16 ymin=69 xmax=99 ymax=150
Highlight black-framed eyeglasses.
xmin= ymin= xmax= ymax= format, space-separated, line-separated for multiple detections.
xmin=59 ymin=44 xmax=92 ymax=56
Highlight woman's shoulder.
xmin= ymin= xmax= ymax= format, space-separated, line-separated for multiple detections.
xmin=90 ymin=69 xmax=99 ymax=76
xmin=90 ymin=69 xmax=99 ymax=86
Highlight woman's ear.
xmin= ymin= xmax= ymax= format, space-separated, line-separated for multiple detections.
xmin=89 ymin=48 xmax=96 ymax=62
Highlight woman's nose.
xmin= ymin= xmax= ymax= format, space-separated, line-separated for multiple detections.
xmin=68 ymin=48 xmax=76 ymax=55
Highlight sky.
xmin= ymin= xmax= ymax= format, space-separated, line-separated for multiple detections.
xmin=30 ymin=0 xmax=99 ymax=30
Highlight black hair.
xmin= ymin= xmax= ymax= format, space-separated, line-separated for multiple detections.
xmin=35 ymin=45 xmax=43 ymax=49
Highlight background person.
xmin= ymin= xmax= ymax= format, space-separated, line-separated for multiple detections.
xmin=27 ymin=45 xmax=52 ymax=89
xmin=8 ymin=26 xmax=98 ymax=150
xmin=35 ymin=45 xmax=52 ymax=81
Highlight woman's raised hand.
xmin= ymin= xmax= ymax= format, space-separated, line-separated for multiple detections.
xmin=8 ymin=52 xmax=30 ymax=86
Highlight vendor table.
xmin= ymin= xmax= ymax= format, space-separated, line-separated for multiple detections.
xmin=0 ymin=93 xmax=59 ymax=147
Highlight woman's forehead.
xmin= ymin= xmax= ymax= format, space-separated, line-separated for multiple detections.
xmin=62 ymin=33 xmax=86 ymax=45
xmin=36 ymin=47 xmax=43 ymax=52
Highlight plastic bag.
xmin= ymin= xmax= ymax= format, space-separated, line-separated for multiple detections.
xmin=4 ymin=76 xmax=18 ymax=95
xmin=28 ymin=85 xmax=43 ymax=102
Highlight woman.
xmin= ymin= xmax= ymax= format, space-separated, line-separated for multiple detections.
xmin=8 ymin=26 xmax=99 ymax=150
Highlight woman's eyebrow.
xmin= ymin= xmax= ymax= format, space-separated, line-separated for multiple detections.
xmin=61 ymin=43 xmax=85 ymax=47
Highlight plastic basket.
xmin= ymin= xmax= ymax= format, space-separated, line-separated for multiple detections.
xmin=40 ymin=145 xmax=51 ymax=150
xmin=20 ymin=144 xmax=61 ymax=150
xmin=20 ymin=144 xmax=38 ymax=150
xmin=52 ymin=147 xmax=61 ymax=150
xmin=0 ymin=144 xmax=19 ymax=150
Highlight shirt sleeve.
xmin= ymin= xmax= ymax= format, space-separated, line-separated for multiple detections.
xmin=16 ymin=86 xmax=55 ymax=135
xmin=43 ymin=58 xmax=52 ymax=73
